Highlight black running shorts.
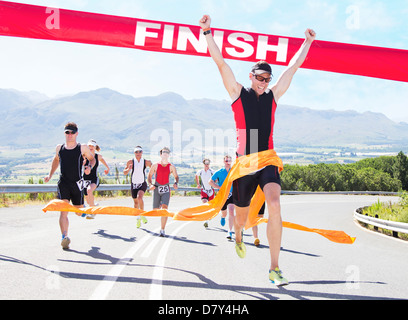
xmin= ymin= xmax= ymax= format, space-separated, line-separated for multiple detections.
xmin=57 ymin=179 xmax=84 ymax=206
xmin=131 ymin=181 xmax=148 ymax=198
xmin=233 ymin=165 xmax=281 ymax=208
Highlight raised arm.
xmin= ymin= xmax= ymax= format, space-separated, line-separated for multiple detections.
xmin=272 ymin=28 xmax=316 ymax=102
xmin=199 ymin=15 xmax=242 ymax=101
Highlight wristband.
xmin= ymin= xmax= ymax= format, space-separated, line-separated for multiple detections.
xmin=203 ymin=28 xmax=211 ymax=35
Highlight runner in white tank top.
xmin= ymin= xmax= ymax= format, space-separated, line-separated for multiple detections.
xmin=123 ymin=146 xmax=152 ymax=228
xmin=195 ymin=158 xmax=215 ymax=229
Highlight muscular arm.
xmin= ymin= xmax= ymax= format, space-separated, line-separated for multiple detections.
xmin=147 ymin=163 xmax=157 ymax=188
xmin=123 ymin=159 xmax=133 ymax=175
xmin=272 ymin=29 xmax=316 ymax=102
xmin=171 ymin=165 xmax=179 ymax=189
xmin=98 ymin=154 xmax=110 ymax=175
xmin=208 ymin=179 xmax=220 ymax=189
xmin=44 ymin=145 xmax=61 ymax=183
xmin=195 ymin=174 xmax=201 ymax=188
xmin=81 ymin=144 xmax=96 ymax=175
xmin=145 ymin=160 xmax=153 ymax=168
xmin=199 ymin=15 xmax=242 ymax=101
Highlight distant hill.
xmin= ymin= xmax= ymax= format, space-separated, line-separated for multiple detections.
xmin=1 ymin=88 xmax=408 ymax=152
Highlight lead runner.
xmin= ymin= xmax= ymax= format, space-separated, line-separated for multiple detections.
xmin=199 ymin=14 xmax=316 ymax=286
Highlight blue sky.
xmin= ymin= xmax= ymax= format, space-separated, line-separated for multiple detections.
xmin=1 ymin=0 xmax=408 ymax=121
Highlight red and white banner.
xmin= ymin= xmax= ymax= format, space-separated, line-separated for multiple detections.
xmin=1 ymin=1 xmax=408 ymax=82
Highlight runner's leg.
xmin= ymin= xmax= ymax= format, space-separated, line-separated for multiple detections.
xmin=263 ymin=182 xmax=282 ymax=270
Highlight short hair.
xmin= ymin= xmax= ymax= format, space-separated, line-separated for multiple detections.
xmin=160 ymin=146 xmax=171 ymax=154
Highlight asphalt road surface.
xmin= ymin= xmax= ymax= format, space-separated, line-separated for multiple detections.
xmin=0 ymin=194 xmax=407 ymax=300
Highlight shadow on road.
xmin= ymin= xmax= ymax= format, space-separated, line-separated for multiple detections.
xmin=0 ymin=253 xmax=393 ymax=300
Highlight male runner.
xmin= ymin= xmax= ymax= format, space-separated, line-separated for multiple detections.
xmin=123 ymin=146 xmax=152 ymax=228
xmin=209 ymin=155 xmax=234 ymax=240
xmin=199 ymin=14 xmax=316 ymax=285
xmin=147 ymin=147 xmax=179 ymax=237
xmin=44 ymin=122 xmax=95 ymax=250
xmin=195 ymin=158 xmax=214 ymax=228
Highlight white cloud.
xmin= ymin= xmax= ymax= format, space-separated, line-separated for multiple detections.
xmin=351 ymin=0 xmax=395 ymax=30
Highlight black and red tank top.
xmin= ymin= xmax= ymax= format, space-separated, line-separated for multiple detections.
xmin=231 ymin=87 xmax=277 ymax=155
xmin=59 ymin=143 xmax=83 ymax=183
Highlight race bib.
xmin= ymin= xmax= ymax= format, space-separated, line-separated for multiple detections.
xmin=158 ymin=185 xmax=170 ymax=195
xmin=132 ymin=183 xmax=143 ymax=190
xmin=203 ymin=188 xmax=214 ymax=197
xmin=76 ymin=179 xmax=91 ymax=191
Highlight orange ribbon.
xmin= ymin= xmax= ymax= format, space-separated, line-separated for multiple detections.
xmin=42 ymin=149 xmax=355 ymax=244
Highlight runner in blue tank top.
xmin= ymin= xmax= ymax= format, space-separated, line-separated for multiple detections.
xmin=209 ymin=155 xmax=235 ymax=240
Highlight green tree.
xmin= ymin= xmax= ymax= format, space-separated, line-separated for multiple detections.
xmin=392 ymin=151 xmax=408 ymax=190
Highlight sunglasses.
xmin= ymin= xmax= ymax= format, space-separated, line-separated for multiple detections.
xmin=204 ymin=162 xmax=210 ymax=165
xmin=162 ymin=151 xmax=170 ymax=154
xmin=252 ymin=74 xmax=272 ymax=83
xmin=135 ymin=151 xmax=142 ymax=154
xmin=64 ymin=130 xmax=76 ymax=135
xmin=225 ymin=159 xmax=232 ymax=163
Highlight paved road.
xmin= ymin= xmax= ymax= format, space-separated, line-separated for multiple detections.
xmin=0 ymin=194 xmax=407 ymax=300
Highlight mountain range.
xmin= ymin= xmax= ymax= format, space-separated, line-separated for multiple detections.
xmin=1 ymin=87 xmax=408 ymax=152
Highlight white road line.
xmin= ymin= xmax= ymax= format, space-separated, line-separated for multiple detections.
xmin=89 ymin=225 xmax=162 ymax=300
xmin=149 ymin=222 xmax=192 ymax=300
xmin=141 ymin=236 xmax=162 ymax=258
xmin=89 ymin=221 xmax=178 ymax=300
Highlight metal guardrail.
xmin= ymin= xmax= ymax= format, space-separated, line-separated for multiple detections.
xmin=0 ymin=184 xmax=200 ymax=194
xmin=2 ymin=183 xmax=406 ymax=236
xmin=0 ymin=184 xmax=401 ymax=195
xmin=0 ymin=184 xmax=402 ymax=195
xmin=354 ymin=210 xmax=408 ymax=235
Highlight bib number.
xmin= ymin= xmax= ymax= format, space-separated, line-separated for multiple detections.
xmin=132 ymin=183 xmax=143 ymax=190
xmin=76 ymin=179 xmax=91 ymax=191
xmin=203 ymin=188 xmax=214 ymax=197
xmin=158 ymin=185 xmax=170 ymax=195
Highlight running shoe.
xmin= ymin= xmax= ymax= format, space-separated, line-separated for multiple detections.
xmin=61 ymin=236 xmax=71 ymax=250
xmin=227 ymin=231 xmax=233 ymax=240
xmin=159 ymin=229 xmax=166 ymax=237
xmin=86 ymin=214 xmax=96 ymax=220
xmin=269 ymin=268 xmax=288 ymax=286
xmin=204 ymin=221 xmax=209 ymax=229
xmin=220 ymin=217 xmax=226 ymax=227
xmin=141 ymin=216 xmax=148 ymax=224
xmin=254 ymin=238 xmax=260 ymax=247
xmin=235 ymin=241 xmax=246 ymax=258
xmin=136 ymin=218 xmax=141 ymax=229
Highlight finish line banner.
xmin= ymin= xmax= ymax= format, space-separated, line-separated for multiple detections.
xmin=0 ymin=1 xmax=408 ymax=82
